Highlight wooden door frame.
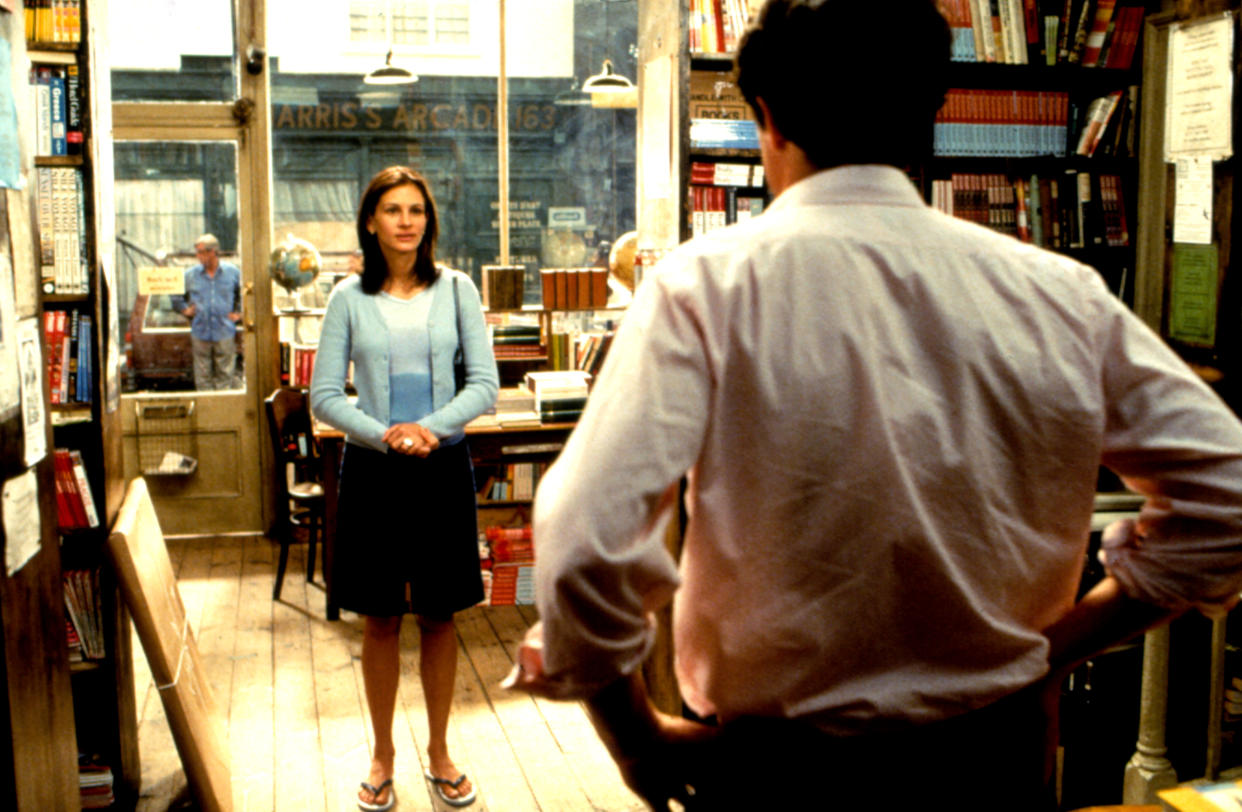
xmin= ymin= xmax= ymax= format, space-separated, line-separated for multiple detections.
xmin=110 ymin=0 xmax=278 ymax=534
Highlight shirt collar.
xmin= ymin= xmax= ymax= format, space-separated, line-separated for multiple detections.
xmin=766 ymin=164 xmax=926 ymax=214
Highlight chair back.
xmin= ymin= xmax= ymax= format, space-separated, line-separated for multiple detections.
xmin=265 ymin=388 xmax=321 ymax=508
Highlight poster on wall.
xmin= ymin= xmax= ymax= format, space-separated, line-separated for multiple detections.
xmin=3 ymin=469 xmax=41 ymax=576
xmin=16 ymin=316 xmax=46 ymax=466
xmin=1165 ymin=14 xmax=1235 ymax=162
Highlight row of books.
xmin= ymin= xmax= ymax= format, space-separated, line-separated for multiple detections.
xmin=28 ymin=64 xmax=84 ymax=157
xmin=24 ymin=0 xmax=82 ymax=46
xmin=689 ymin=118 xmax=760 ymax=150
xmin=52 ymin=447 xmax=100 ymax=530
xmin=942 ymin=0 xmax=1145 ymax=69
xmin=688 ymin=0 xmax=760 ymax=55
xmin=539 ymin=267 xmax=610 ymax=310
xmin=931 ymin=170 xmax=1130 ymax=249
xmin=933 ymin=85 xmax=1136 ymax=158
xmin=44 ymin=307 xmax=93 ymax=405
xmin=573 ymin=331 xmax=614 ymax=379
xmin=64 ymin=568 xmax=104 ymax=660
xmin=480 ymin=563 xmax=534 ymax=606
xmin=35 ymin=166 xmax=89 ymax=295
xmin=689 ymin=185 xmax=766 ymax=238
xmin=690 ymin=160 xmax=765 ymax=189
xmin=477 ymin=462 xmax=545 ymax=503
xmin=279 ymin=343 xmax=317 ymax=387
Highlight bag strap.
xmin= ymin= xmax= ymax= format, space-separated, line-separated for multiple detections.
xmin=452 ymin=275 xmax=463 ymax=361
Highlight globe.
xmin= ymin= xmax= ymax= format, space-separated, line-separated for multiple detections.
xmin=269 ymin=233 xmax=322 ymax=294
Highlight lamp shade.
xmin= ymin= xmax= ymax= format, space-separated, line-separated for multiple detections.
xmin=364 ymin=50 xmax=418 ymax=85
xmin=581 ymin=59 xmax=634 ymax=93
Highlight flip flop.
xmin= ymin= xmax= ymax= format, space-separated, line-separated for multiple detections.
xmin=358 ymin=777 xmax=396 ymax=812
xmin=425 ymin=770 xmax=477 ymax=807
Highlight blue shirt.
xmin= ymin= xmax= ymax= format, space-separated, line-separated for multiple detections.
xmin=375 ymin=289 xmax=435 ymax=424
xmin=176 ymin=262 xmax=241 ymax=342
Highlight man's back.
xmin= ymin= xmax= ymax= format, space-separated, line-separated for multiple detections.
xmin=535 ymin=164 xmax=1242 ymax=731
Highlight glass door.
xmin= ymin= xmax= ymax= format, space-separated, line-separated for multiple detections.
xmin=109 ymin=0 xmax=272 ymax=534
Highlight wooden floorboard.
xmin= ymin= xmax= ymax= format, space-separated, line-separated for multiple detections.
xmin=130 ymin=537 xmax=643 ymax=811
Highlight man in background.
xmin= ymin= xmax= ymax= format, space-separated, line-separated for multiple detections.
xmin=175 ymin=233 xmax=241 ymax=390
xmin=508 ymin=1 xmax=1242 ymax=808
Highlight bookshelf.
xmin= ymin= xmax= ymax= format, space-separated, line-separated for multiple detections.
xmin=920 ymin=1 xmax=1157 ymax=306
xmin=636 ymin=1 xmax=766 ymax=270
xmin=26 ymin=0 xmax=138 ymax=808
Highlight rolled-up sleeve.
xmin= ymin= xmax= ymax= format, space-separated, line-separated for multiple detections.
xmin=1098 ymin=299 xmax=1242 ymax=615
xmin=531 ymin=264 xmax=710 ymax=697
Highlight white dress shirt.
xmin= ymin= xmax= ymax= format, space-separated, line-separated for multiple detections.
xmin=531 ymin=165 xmax=1242 ymax=731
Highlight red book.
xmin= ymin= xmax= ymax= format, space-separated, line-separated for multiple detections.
xmin=1082 ymin=0 xmax=1118 ymax=67
xmin=53 ymin=448 xmax=87 ymax=529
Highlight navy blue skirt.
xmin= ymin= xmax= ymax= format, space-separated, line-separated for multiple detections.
xmin=333 ymin=439 xmax=484 ymax=618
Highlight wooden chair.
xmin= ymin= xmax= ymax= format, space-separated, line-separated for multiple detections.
xmin=265 ymin=388 xmax=325 ymax=600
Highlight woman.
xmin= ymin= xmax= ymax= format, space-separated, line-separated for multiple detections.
xmin=310 ymin=166 xmax=498 ymax=810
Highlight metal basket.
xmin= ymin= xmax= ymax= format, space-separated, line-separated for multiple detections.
xmin=135 ymin=401 xmax=199 ymax=477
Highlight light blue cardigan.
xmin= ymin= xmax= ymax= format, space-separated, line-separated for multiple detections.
xmin=309 ymin=268 xmax=499 ymax=451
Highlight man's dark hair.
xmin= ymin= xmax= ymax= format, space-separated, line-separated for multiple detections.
xmin=736 ymin=0 xmax=951 ymax=169
xmin=355 ymin=165 xmax=441 ymax=293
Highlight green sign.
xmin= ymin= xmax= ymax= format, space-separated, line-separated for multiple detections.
xmin=1169 ymin=243 xmax=1219 ymax=347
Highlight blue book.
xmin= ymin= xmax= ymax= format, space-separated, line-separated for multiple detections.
xmin=49 ymin=68 xmax=66 ymax=156
xmin=77 ymin=314 xmax=92 ymax=403
xmin=689 ymin=119 xmax=760 ymax=150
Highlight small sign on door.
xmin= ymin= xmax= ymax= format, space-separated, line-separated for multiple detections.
xmin=138 ymin=266 xmax=186 ymax=296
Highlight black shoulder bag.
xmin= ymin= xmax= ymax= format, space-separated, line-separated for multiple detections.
xmin=452 ymin=276 xmax=466 ymax=393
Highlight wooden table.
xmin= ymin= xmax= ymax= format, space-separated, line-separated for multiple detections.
xmin=314 ymin=421 xmax=574 ymax=621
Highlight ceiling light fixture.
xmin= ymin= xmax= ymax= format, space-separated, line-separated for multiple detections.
xmin=581 ymin=59 xmax=634 ymax=93
xmin=364 ymin=49 xmax=418 ymax=85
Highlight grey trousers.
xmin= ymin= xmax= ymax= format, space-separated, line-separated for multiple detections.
xmin=191 ymin=334 xmax=237 ymax=390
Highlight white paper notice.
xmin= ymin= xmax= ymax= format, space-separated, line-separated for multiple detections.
xmin=1165 ymin=15 xmax=1235 ymax=161
xmin=16 ymin=318 xmax=47 ymax=466
xmin=1173 ymin=157 xmax=1214 ymax=244
xmin=3 ymin=469 xmax=41 ymax=576
xmin=641 ymin=55 xmax=673 ymax=201
xmin=0 ymin=253 xmax=19 ymax=420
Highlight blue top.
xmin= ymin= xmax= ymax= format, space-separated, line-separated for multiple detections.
xmin=309 ymin=268 xmax=499 ymax=451
xmin=375 ymin=289 xmax=434 ymax=424
xmin=175 ymin=262 xmax=242 ymax=342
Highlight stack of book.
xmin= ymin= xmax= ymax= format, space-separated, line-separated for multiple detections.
xmin=479 ymin=525 xmax=535 ymax=606
xmin=491 ymin=322 xmax=543 ymax=360
xmin=52 ymin=447 xmax=100 ymax=530
xmin=539 ymin=268 xmax=609 ymax=310
xmin=930 ymin=170 xmax=1129 ymax=250
xmin=26 ymin=0 xmax=84 ymax=45
xmin=941 ymin=0 xmax=1146 ymax=68
xmin=34 ymin=165 xmax=88 ymax=294
xmin=933 ymin=89 xmax=1070 ymax=158
xmin=77 ymin=758 xmax=114 ymax=810
xmin=688 ymin=0 xmax=761 ymax=55
xmin=44 ymin=307 xmax=93 ymax=405
xmin=524 ymin=370 xmax=590 ymax=424
xmin=63 ymin=568 xmax=104 ymax=660
xmin=28 ymin=64 xmax=84 ymax=157
xmin=477 ymin=462 xmax=544 ymax=502
xmin=574 ymin=332 xmax=614 ymax=379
